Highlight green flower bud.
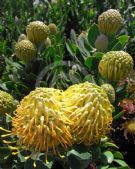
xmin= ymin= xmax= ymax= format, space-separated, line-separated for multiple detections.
xmin=26 ymin=21 xmax=49 ymax=44
xmin=15 ymin=40 xmax=37 ymax=62
xmin=101 ymin=84 xmax=115 ymax=103
xmin=98 ymin=9 xmax=123 ymax=36
xmin=0 ymin=90 xmax=18 ymax=117
xmin=98 ymin=51 xmax=134 ymax=81
xmin=48 ymin=23 xmax=57 ymax=34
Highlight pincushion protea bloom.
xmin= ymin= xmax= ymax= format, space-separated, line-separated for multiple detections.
xmin=26 ymin=21 xmax=49 ymax=44
xmin=101 ymin=83 xmax=115 ymax=103
xmin=1 ymin=88 xmax=73 ymax=164
xmin=62 ymin=82 xmax=113 ymax=145
xmin=98 ymin=51 xmax=134 ymax=81
xmin=98 ymin=9 xmax=123 ymax=35
xmin=15 ymin=39 xmax=37 ymax=62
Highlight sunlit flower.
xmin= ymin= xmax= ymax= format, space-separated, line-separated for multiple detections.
xmin=1 ymin=88 xmax=73 ymax=164
xmin=62 ymin=82 xmax=113 ymax=145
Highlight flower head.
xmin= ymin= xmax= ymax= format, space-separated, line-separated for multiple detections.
xmin=98 ymin=51 xmax=134 ymax=81
xmin=98 ymin=9 xmax=123 ymax=35
xmin=26 ymin=21 xmax=49 ymax=44
xmin=15 ymin=39 xmax=37 ymax=62
xmin=62 ymin=82 xmax=113 ymax=145
xmin=11 ymin=88 xmax=72 ymax=162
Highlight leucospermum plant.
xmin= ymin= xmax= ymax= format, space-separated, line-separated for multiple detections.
xmin=0 ymin=8 xmax=133 ymax=169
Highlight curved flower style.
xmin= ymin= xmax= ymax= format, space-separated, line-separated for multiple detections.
xmin=98 ymin=9 xmax=123 ymax=35
xmin=98 ymin=51 xmax=134 ymax=81
xmin=26 ymin=21 xmax=49 ymax=44
xmin=101 ymin=84 xmax=115 ymax=103
xmin=15 ymin=39 xmax=37 ymax=62
xmin=62 ymin=82 xmax=113 ymax=145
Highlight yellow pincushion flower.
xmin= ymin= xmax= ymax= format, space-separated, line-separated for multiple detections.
xmin=98 ymin=51 xmax=134 ymax=81
xmin=15 ymin=39 xmax=37 ymax=62
xmin=101 ymin=84 xmax=115 ymax=103
xmin=98 ymin=9 xmax=123 ymax=35
xmin=62 ymin=82 xmax=113 ymax=145
xmin=11 ymin=88 xmax=72 ymax=162
xmin=26 ymin=21 xmax=49 ymax=44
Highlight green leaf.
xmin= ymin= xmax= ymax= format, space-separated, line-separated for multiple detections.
xmin=113 ymin=111 xmax=124 ymax=120
xmin=113 ymin=159 xmax=128 ymax=167
xmin=0 ymin=147 xmax=11 ymax=159
xmin=101 ymin=142 xmax=119 ymax=149
xmin=67 ymin=149 xmax=92 ymax=169
xmin=100 ymin=165 xmax=109 ymax=169
xmin=117 ymin=35 xmax=130 ymax=45
xmin=17 ymin=152 xmax=26 ymax=163
xmin=111 ymin=35 xmax=130 ymax=51
xmin=109 ymin=167 xmax=130 ymax=169
xmin=66 ymin=41 xmax=76 ymax=57
xmin=116 ymin=85 xmax=125 ymax=93
xmin=111 ymin=42 xmax=123 ymax=51
xmin=83 ymin=75 xmax=96 ymax=84
xmin=67 ymin=149 xmax=91 ymax=160
xmin=114 ymin=151 xmax=124 ymax=160
xmin=89 ymin=145 xmax=101 ymax=161
xmin=93 ymin=52 xmax=104 ymax=59
xmin=6 ymin=114 xmax=12 ymax=123
xmin=103 ymin=151 xmax=114 ymax=164
xmin=85 ymin=56 xmax=93 ymax=68
xmin=88 ymin=23 xmax=100 ymax=47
